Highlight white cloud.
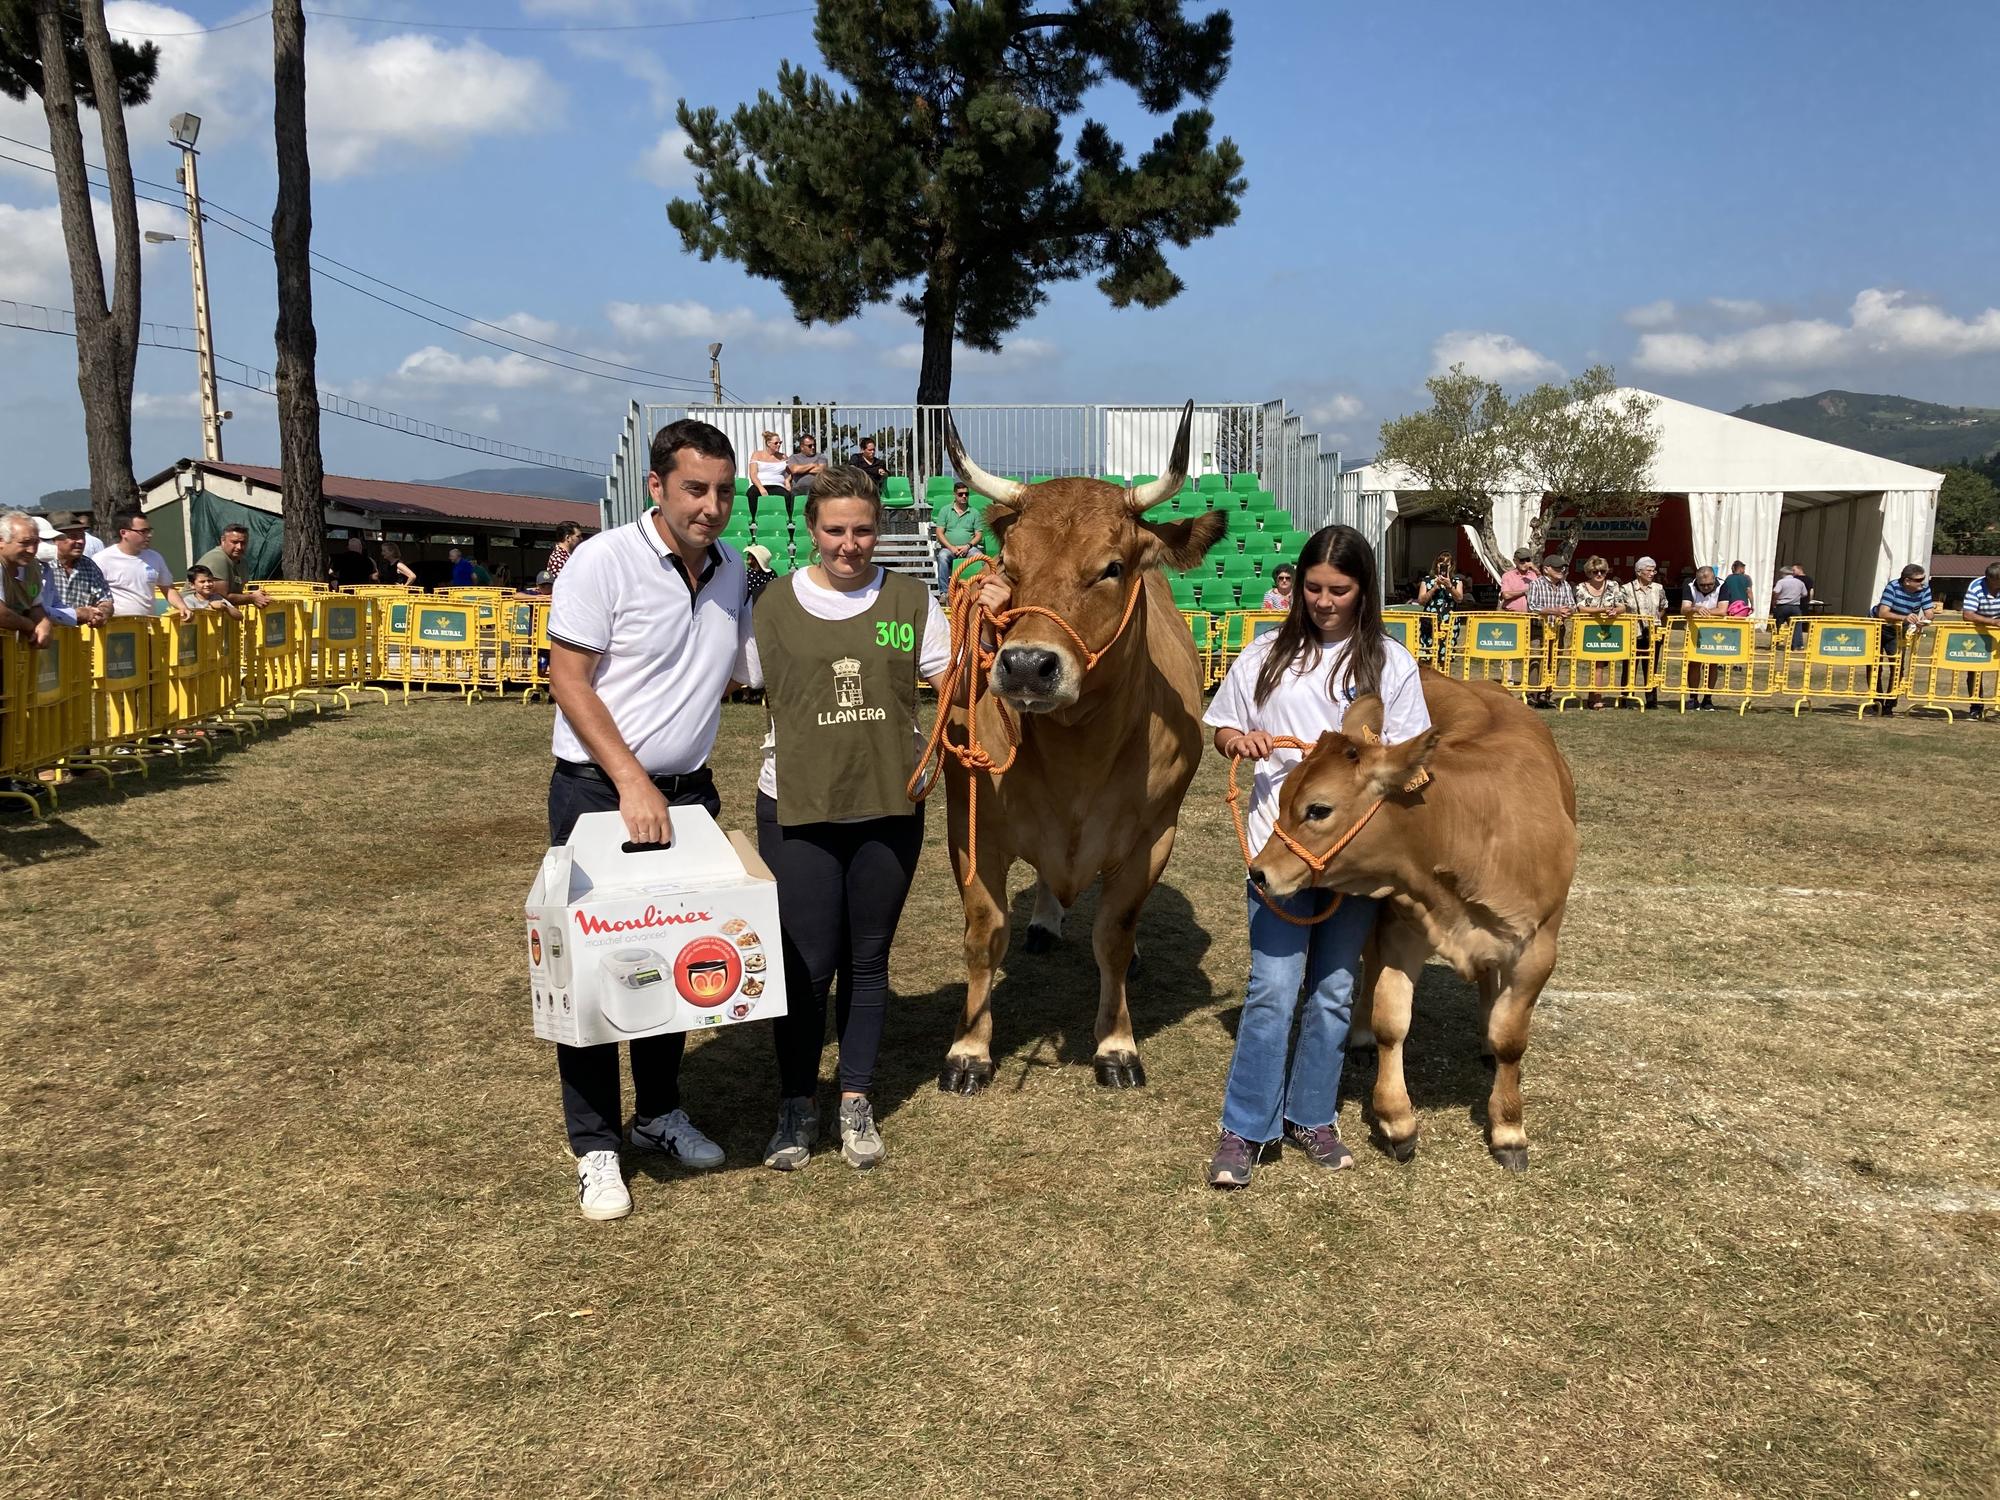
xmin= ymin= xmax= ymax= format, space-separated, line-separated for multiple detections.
xmin=565 ymin=34 xmax=676 ymax=115
xmin=1632 ymin=288 xmax=2000 ymax=375
xmin=308 ymin=31 xmax=560 ymax=178
xmin=639 ymin=127 xmax=695 ymax=189
xmin=1622 ymin=299 xmax=1677 ymax=329
xmin=131 ymin=389 xmax=203 ymax=418
xmin=0 ymin=197 xmax=179 ymax=304
xmin=1708 ymin=297 xmax=1769 ymax=321
xmin=881 ymin=337 xmax=1059 ymax=372
xmin=394 ymin=344 xmax=585 ymax=392
xmin=607 ymin=299 xmax=856 ymax=350
xmin=1308 ymin=393 xmax=1364 ymax=426
xmin=486 ymin=311 xmax=565 ymax=343
xmin=1429 ymin=330 xmax=1561 ymax=383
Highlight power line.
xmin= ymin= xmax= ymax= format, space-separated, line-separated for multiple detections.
xmin=97 ymin=4 xmax=812 ymax=37
xmin=0 ymin=298 xmax=609 ymax=475
xmin=0 ymin=137 xmax=711 ymax=392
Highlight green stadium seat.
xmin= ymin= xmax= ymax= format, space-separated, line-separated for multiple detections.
xmin=1130 ymin=474 xmax=1157 ymax=488
xmin=733 ymin=477 xmax=749 ymax=495
xmin=883 ymin=476 xmax=912 ymax=499
xmin=1196 ymin=474 xmax=1228 ymax=494
xmin=925 ymin=476 xmax=955 ymax=501
xmin=1231 ymin=473 xmax=1261 ymax=493
xmin=1098 ymin=474 xmax=1127 ymax=487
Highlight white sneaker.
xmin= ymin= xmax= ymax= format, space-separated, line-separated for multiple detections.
xmin=575 ymin=1149 xmax=631 ymax=1221
xmin=629 ymin=1107 xmax=725 ymax=1169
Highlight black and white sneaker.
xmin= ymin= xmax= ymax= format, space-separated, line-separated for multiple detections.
xmin=629 ymin=1108 xmax=724 ymax=1168
xmin=575 ymin=1149 xmax=631 ymax=1221
xmin=763 ymin=1096 xmax=818 ymax=1172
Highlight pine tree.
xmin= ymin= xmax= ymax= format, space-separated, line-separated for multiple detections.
xmin=2 ymin=1 xmax=157 ymax=538
xmin=668 ymin=0 xmax=1244 ymax=407
xmin=271 ymin=0 xmax=327 ymax=584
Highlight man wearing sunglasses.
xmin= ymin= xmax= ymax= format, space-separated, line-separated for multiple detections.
xmin=97 ymin=510 xmax=191 ymax=622
xmin=1872 ymin=562 xmax=1934 ymax=717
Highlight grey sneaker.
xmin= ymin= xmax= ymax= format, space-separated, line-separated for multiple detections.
xmin=837 ymin=1096 xmax=885 ymax=1170
xmin=1283 ymin=1119 xmax=1355 ymax=1170
xmin=1207 ymin=1130 xmax=1259 ymax=1189
xmin=763 ymin=1096 xmax=819 ymax=1172
xmin=629 ymin=1107 xmax=724 ymax=1169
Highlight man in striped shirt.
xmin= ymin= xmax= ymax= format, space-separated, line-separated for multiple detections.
xmin=1872 ymin=564 xmax=1934 ymax=715
xmin=1961 ymin=561 xmax=2000 ymax=719
xmin=1525 ymin=559 xmax=1575 ymax=707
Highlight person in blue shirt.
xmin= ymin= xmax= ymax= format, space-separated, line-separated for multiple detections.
xmin=1872 ymin=563 xmax=1934 ymax=716
xmin=449 ymin=547 xmax=475 ymax=587
xmin=1719 ymin=560 xmax=1754 ymax=615
xmin=1960 ymin=561 xmax=2000 ymax=720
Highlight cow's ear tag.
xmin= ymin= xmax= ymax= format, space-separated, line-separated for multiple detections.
xmin=1360 ymin=726 xmax=1432 ymax=793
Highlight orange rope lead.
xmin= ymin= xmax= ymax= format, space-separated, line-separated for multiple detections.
xmin=1225 ymin=737 xmax=1387 ymax=926
xmin=908 ymin=553 xmax=1147 ymax=886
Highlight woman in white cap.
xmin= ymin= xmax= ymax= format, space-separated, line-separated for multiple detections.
xmin=1620 ymin=556 xmax=1667 ymax=707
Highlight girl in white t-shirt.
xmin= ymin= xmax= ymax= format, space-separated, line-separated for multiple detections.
xmin=1201 ymin=524 xmax=1431 ymax=1189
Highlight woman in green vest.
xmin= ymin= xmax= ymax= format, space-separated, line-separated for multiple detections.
xmin=750 ymin=464 xmax=1008 ymax=1171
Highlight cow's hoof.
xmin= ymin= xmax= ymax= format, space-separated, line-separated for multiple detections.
xmin=1383 ymin=1131 xmax=1419 ymax=1163
xmin=938 ymin=1057 xmax=994 ymax=1095
xmin=1490 ymin=1144 xmax=1529 ymax=1173
xmin=1023 ymin=924 xmax=1056 ymax=955
xmin=1093 ymin=1053 xmax=1147 ymax=1089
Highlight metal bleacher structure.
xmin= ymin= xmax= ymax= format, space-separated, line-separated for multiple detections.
xmin=597 ymin=400 xmax=1383 ymax=596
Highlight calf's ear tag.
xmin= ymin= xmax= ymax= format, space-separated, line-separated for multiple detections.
xmin=1360 ymin=725 xmax=1433 ymax=793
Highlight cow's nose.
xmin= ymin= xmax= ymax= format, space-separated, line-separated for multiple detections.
xmin=998 ymin=646 xmax=1060 ymax=686
xmin=1248 ymin=866 xmax=1268 ymax=888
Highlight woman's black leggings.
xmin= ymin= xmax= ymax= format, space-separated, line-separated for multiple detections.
xmin=756 ymin=793 xmax=924 ymax=1097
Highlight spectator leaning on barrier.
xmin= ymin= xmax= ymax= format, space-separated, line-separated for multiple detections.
xmin=46 ymin=512 xmax=113 ymax=628
xmin=932 ymin=482 xmax=983 ymax=597
xmin=1573 ymin=554 xmax=1624 ymax=709
xmin=1498 ymin=547 xmax=1537 ymax=612
xmin=1872 ymin=563 xmax=1934 ymax=717
xmin=1961 ymin=561 xmax=2000 ymax=720
xmin=193 ymin=523 xmax=270 ymax=609
xmin=98 ymin=510 xmax=190 ymax=621
xmin=544 ymin=417 xmax=754 ymax=1223
xmin=1525 ymin=557 xmax=1574 ymax=707
xmin=0 ymin=513 xmax=56 ymax=646
xmin=1620 ymin=555 xmax=1667 ymax=708
xmin=181 ymin=565 xmax=243 ymax=618
xmin=1681 ymin=565 xmax=1726 ymax=710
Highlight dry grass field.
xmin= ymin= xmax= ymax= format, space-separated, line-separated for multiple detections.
xmin=3 ymin=697 xmax=1996 ymax=1498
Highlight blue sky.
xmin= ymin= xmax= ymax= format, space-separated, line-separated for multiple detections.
xmin=3 ymin=0 xmax=1997 ymax=500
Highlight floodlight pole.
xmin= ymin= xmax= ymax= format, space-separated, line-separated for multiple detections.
xmin=708 ymin=341 xmax=724 ymax=405
xmin=171 ymin=128 xmax=224 ymax=461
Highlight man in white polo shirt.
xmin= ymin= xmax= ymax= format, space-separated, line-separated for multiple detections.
xmin=96 ymin=510 xmax=190 ymax=621
xmin=545 ymin=417 xmax=753 ymax=1222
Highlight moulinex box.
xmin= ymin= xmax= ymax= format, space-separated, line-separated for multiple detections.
xmin=524 ymin=808 xmax=787 ymax=1046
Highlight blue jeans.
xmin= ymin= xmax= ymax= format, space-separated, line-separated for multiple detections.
xmin=1219 ymin=883 xmax=1378 ymax=1141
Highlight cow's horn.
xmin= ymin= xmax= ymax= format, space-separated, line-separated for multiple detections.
xmin=1128 ymin=400 xmax=1195 ymax=513
xmin=943 ymin=414 xmax=1025 ymax=506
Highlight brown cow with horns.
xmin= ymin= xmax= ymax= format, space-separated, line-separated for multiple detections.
xmin=936 ymin=402 xmax=1225 ymax=1092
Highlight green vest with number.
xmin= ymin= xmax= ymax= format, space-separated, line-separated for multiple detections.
xmin=755 ymin=569 xmax=929 ymax=826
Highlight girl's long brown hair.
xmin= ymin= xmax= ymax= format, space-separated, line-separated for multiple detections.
xmin=1252 ymin=524 xmax=1388 ymax=709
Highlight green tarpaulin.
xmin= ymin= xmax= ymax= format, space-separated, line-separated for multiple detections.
xmin=188 ymin=487 xmax=285 ymax=580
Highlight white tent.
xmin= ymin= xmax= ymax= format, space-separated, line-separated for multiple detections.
xmin=1349 ymin=390 xmax=1942 ymax=617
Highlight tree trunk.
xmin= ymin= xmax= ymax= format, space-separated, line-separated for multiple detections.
xmin=1465 ymin=506 xmax=1507 ymax=582
xmin=36 ymin=0 xmax=139 ymax=538
xmin=271 ymin=0 xmax=327 ymax=584
xmin=914 ymin=265 xmax=956 ymax=407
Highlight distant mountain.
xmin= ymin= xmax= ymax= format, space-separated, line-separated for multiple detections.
xmin=426 ymin=467 xmax=603 ymax=504
xmin=36 ymin=487 xmax=92 ymax=511
xmin=1733 ymin=391 xmax=2000 ymax=469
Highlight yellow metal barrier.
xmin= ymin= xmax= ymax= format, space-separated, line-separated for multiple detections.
xmin=0 ymin=629 xmax=95 ymax=814
xmin=400 ymin=601 xmax=491 ymax=701
xmin=155 ymin=612 xmax=247 ymax=755
xmin=1181 ymin=610 xmax=1217 ymax=688
xmin=1553 ymin=616 xmax=1644 ymax=710
xmin=1789 ymin=616 xmax=1890 ymax=718
xmin=1666 ymin=617 xmax=1775 ymax=713
xmin=1447 ymin=612 xmax=1535 ymax=698
xmin=312 ymin=594 xmax=388 ymax=707
xmin=1381 ymin=611 xmax=1424 ymax=662
xmin=501 ymin=597 xmax=550 ymax=701
xmin=81 ymin=617 xmax=165 ymax=777
xmin=242 ymin=601 xmax=317 ymax=716
xmin=1215 ymin=611 xmax=1285 ymax=684
xmin=1907 ymin=619 xmax=1999 ymax=720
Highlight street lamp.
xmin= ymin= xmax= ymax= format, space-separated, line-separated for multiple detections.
xmin=144 ymin=230 xmax=176 ymax=244
xmin=169 ymin=112 xmax=200 ymax=147
xmin=707 ymin=341 xmax=723 ymax=405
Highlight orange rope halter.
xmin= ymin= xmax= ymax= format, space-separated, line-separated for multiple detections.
xmin=907 ymin=553 xmax=1148 ymax=886
xmin=1225 ymin=737 xmax=1392 ymax=927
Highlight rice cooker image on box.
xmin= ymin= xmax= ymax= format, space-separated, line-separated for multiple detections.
xmin=599 ymin=947 xmax=675 ymax=1032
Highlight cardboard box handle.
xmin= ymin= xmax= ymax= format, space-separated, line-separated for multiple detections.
xmin=621 ymin=840 xmax=671 ymax=854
